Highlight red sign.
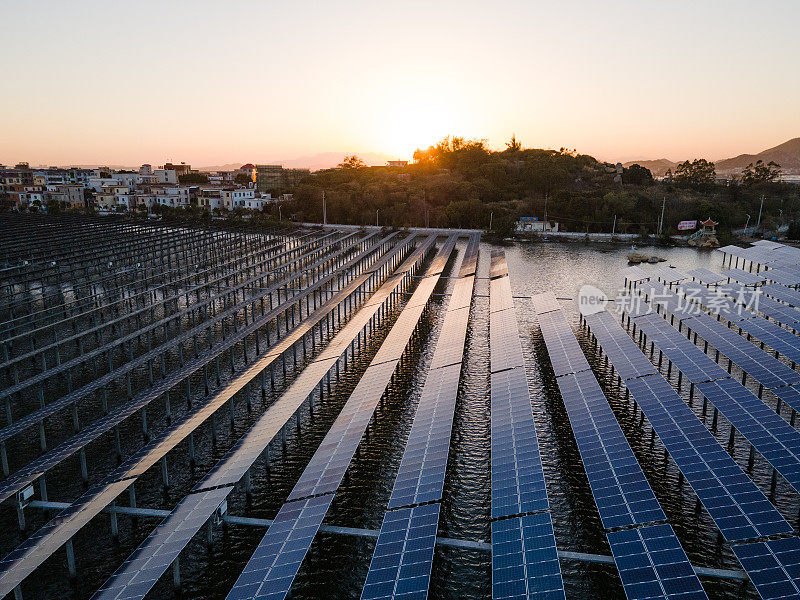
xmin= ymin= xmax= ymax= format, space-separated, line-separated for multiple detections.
xmin=678 ymin=220 xmax=697 ymax=231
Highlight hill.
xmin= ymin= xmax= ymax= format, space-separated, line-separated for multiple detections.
xmin=715 ymin=137 xmax=800 ymax=174
xmin=621 ymin=158 xmax=677 ymax=177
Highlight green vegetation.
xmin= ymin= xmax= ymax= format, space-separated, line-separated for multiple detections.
xmin=178 ymin=173 xmax=209 ymax=184
xmin=281 ymin=137 xmax=800 ymax=237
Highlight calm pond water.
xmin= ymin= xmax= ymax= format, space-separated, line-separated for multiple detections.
xmin=2 ymin=239 xmax=795 ymax=599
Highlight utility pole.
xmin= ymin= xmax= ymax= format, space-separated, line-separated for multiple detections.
xmin=543 ymin=195 xmax=548 ymax=225
xmin=489 ymin=211 xmax=494 ymax=231
xmin=658 ymin=196 xmax=666 ymax=236
xmin=322 ymin=191 xmax=326 ymax=226
xmin=744 ymin=214 xmax=751 ymax=235
xmin=376 ymin=210 xmax=379 ymax=227
xmin=756 ymin=195 xmax=764 ymax=232
xmin=612 ymin=214 xmax=617 ymax=235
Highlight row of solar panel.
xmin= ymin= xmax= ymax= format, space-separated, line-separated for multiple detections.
xmin=82 ymin=235 xmax=442 ymax=600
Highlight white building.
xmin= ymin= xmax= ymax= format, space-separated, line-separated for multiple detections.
xmin=154 ymin=169 xmax=178 ymax=184
xmin=221 ymin=188 xmax=256 ymax=210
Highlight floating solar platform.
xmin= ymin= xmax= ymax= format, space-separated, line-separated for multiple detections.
xmin=535 ymin=309 xmax=590 ymax=378
xmin=584 ymin=310 xmax=657 ymax=381
xmin=718 ymin=283 xmax=800 ymax=327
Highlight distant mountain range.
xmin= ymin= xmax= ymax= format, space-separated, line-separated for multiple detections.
xmin=198 ymin=152 xmax=396 ymax=172
xmin=623 ymin=137 xmax=800 ymax=177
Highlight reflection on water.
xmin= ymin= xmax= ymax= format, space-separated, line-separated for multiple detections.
xmin=3 ymin=240 xmax=793 ymax=599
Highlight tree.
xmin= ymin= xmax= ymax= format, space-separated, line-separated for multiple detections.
xmin=337 ymin=155 xmax=366 ymax=169
xmin=505 ymin=134 xmax=522 ymax=152
xmin=622 ymin=164 xmax=653 ymax=185
xmin=741 ymin=160 xmax=781 ymax=186
xmin=234 ymin=173 xmax=252 ymax=185
xmin=45 ymin=198 xmax=61 ymax=214
xmin=674 ymin=159 xmax=716 ymax=185
xmin=178 ymin=173 xmax=209 ymax=184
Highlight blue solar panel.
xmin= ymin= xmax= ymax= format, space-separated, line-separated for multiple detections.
xmin=607 ymin=524 xmax=707 ymax=600
xmin=764 ymin=268 xmax=800 ymax=287
xmin=761 ymin=283 xmax=800 ymax=308
xmin=557 ymin=371 xmax=665 ymax=529
xmin=388 ymin=363 xmax=461 ymax=509
xmin=623 ymin=375 xmax=792 ymax=542
xmin=686 ymin=316 xmax=800 ymax=390
xmin=732 ymin=536 xmax=800 ymax=600
xmin=491 ymin=512 xmax=565 ymax=600
xmin=696 ymin=378 xmax=800 ymax=494
xmin=719 ymin=283 xmax=800 ymax=327
xmin=225 ymin=494 xmax=334 ymax=600
xmin=722 ymin=268 xmax=767 ymax=286
xmin=360 ymin=504 xmax=440 ymax=600
xmin=774 ymin=384 xmax=800 ymax=414
xmin=491 ymin=367 xmax=549 ymax=519
xmin=687 ymin=268 xmax=726 ymax=285
xmin=630 ymin=314 xmax=730 ymax=384
xmin=679 ymin=281 xmax=753 ymax=323
xmin=536 ymin=309 xmax=591 ymax=377
xmin=584 ymin=311 xmax=657 ymax=380
xmin=490 ymin=306 xmax=525 ymax=373
xmin=735 ymin=318 xmax=800 ymax=365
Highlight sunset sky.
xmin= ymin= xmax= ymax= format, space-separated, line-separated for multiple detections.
xmin=2 ymin=0 xmax=799 ymax=167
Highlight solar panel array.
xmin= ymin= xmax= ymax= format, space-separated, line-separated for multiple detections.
xmin=607 ymin=525 xmax=708 ymax=600
xmin=696 ymin=378 xmax=800 ymax=493
xmin=582 ymin=310 xmax=657 ymax=381
xmin=687 ymin=268 xmax=726 ymax=286
xmin=718 ymin=283 xmax=800 ymax=327
xmin=722 ymin=268 xmax=767 ymax=286
xmin=491 ymin=513 xmax=563 ymax=600
xmin=226 ymin=495 xmax=334 ymax=600
xmin=732 ymin=537 xmax=800 ymax=600
xmin=224 ymin=236 xmax=457 ymax=600
xmin=489 ymin=251 xmax=565 ymax=600
xmin=361 ymin=236 xmax=479 ymax=600
xmin=620 ymin=265 xmax=651 ymax=283
xmin=534 ymin=294 xmax=708 ymax=600
xmin=653 ymin=267 xmax=687 ymax=284
xmin=679 ymin=281 xmax=752 ymax=323
xmin=764 ymin=268 xmax=800 ymax=287
xmin=585 ymin=310 xmax=794 ymax=543
xmin=81 ymin=234 xmax=443 ymax=600
xmin=761 ymin=283 xmax=800 ymax=308
xmin=361 ymin=504 xmax=440 ymax=600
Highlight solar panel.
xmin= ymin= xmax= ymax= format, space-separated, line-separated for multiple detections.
xmin=428 ymin=306 xmax=470 ymax=370
xmin=458 ymin=234 xmax=480 ymax=278
xmin=721 ymin=268 xmax=767 ymax=286
xmin=696 ymin=378 xmax=800 ymax=493
xmin=616 ymin=296 xmax=657 ymax=320
xmin=225 ymin=494 xmax=334 ymax=600
xmin=679 ymin=281 xmax=753 ymax=323
xmin=735 ymin=317 xmax=800 ymax=365
xmin=773 ymin=384 xmax=800 ymax=414
xmin=620 ymin=266 xmax=651 ymax=283
xmin=491 ymin=366 xmax=549 ymax=519
xmin=623 ymin=375 xmax=792 ymax=541
xmin=686 ymin=316 xmax=800 ymax=390
xmin=531 ymin=292 xmax=562 ymax=315
xmin=687 ymin=268 xmax=726 ymax=285
xmin=764 ymin=268 xmax=800 ymax=287
xmin=557 ymin=371 xmax=665 ymax=529
xmin=719 ymin=283 xmax=800 ymax=326
xmin=360 ymin=504 xmax=440 ymax=600
xmin=536 ymin=311 xmax=591 ymax=377
xmin=761 ymin=283 xmax=800 ymax=308
xmin=93 ymin=485 xmax=234 ymax=600
xmin=635 ymin=281 xmax=698 ymax=322
xmin=607 ymin=524 xmax=707 ymax=600
xmin=584 ymin=311 xmax=658 ymax=380
xmin=388 ymin=363 xmax=460 ymax=509
xmin=653 ymin=267 xmax=686 ymax=284
xmin=630 ymin=313 xmax=732 ymax=384
xmin=732 ymin=536 xmax=800 ymax=600
xmin=490 ymin=307 xmax=525 ymax=373
xmin=490 ymin=276 xmax=515 ymax=314
xmin=491 ymin=512 xmax=565 ymax=600
xmin=490 ymin=249 xmax=509 ymax=280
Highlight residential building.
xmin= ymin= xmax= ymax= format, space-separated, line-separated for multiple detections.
xmin=221 ymin=188 xmax=255 ymax=210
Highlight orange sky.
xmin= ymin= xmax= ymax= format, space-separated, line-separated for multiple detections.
xmin=2 ymin=1 xmax=799 ymax=167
